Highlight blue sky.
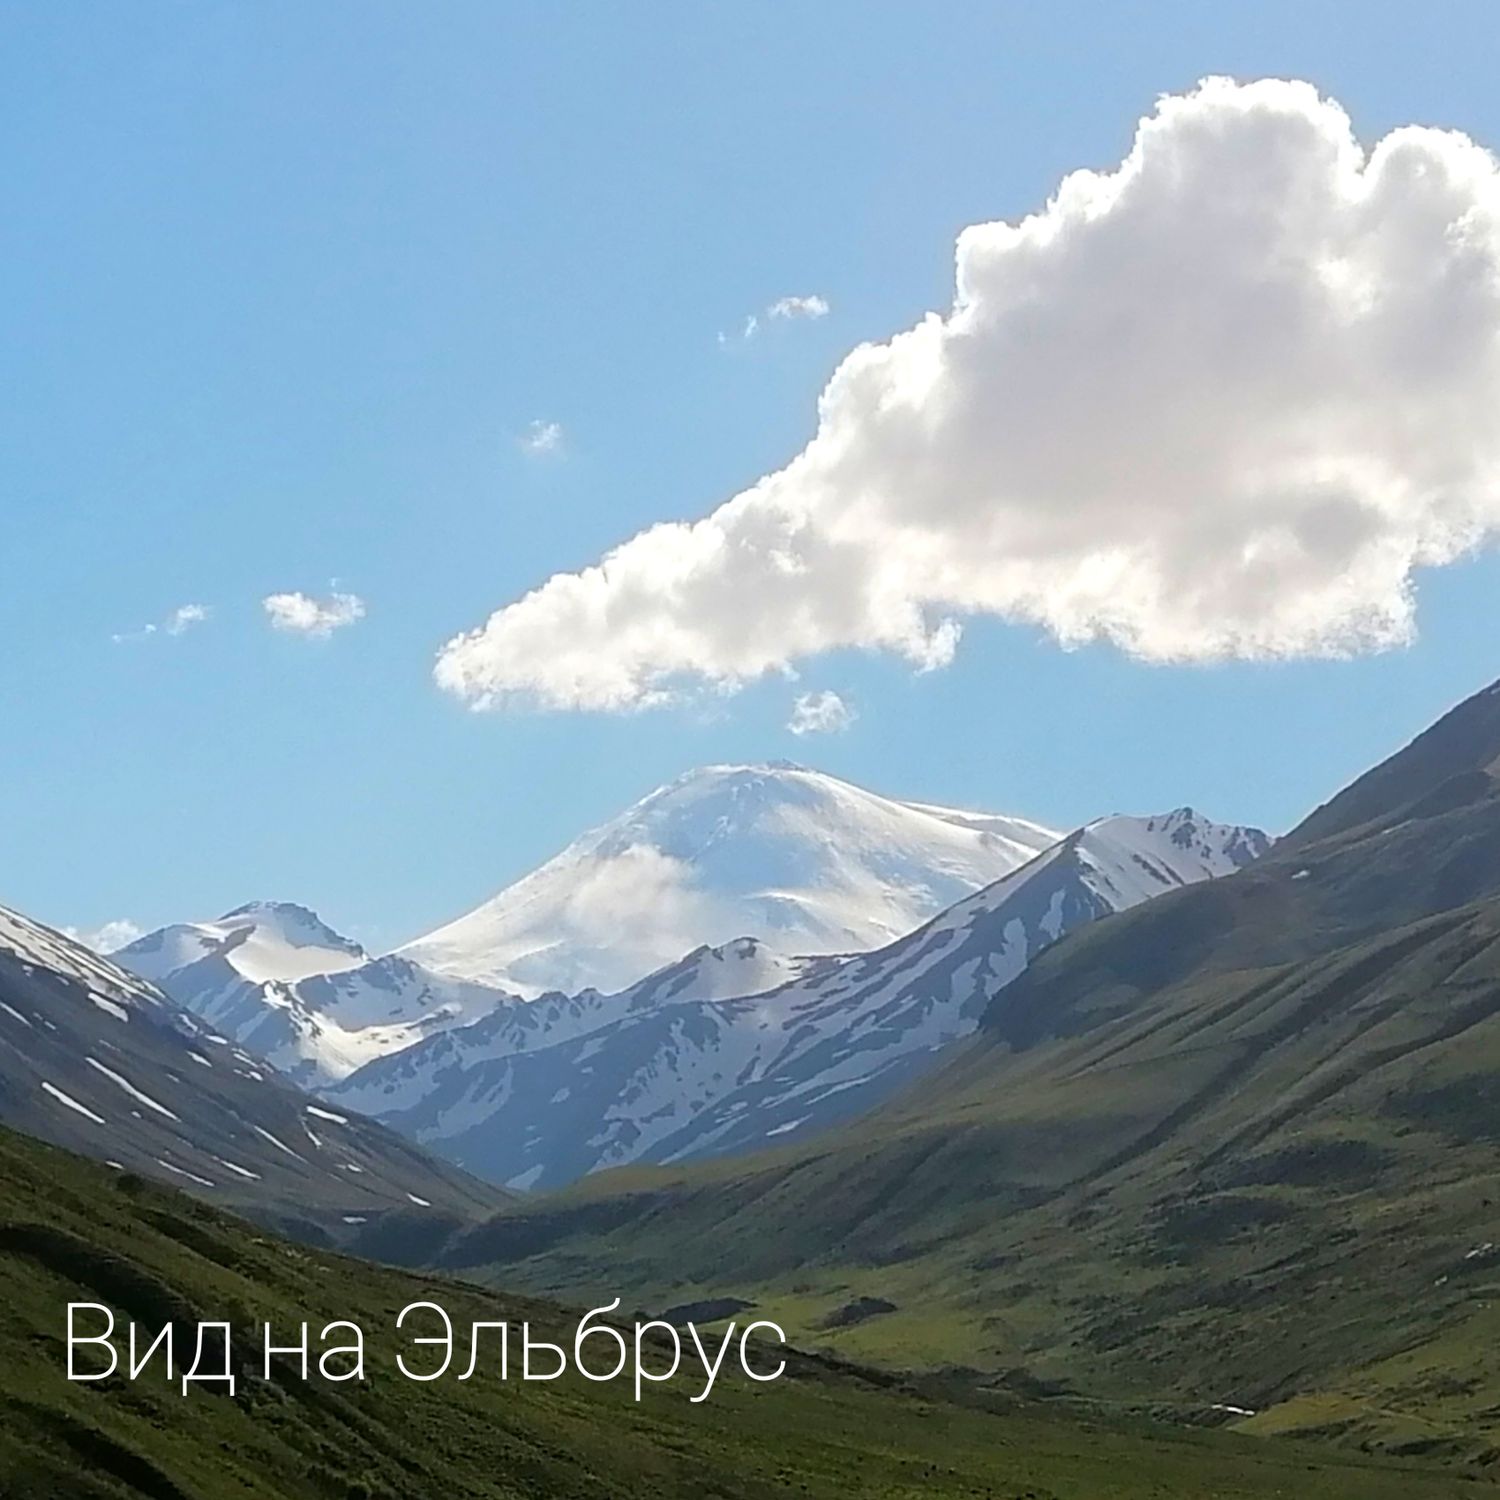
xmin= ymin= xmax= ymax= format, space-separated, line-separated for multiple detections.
xmin=4 ymin=1 xmax=1500 ymax=951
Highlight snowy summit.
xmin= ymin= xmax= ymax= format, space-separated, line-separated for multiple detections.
xmin=399 ymin=762 xmax=1060 ymax=995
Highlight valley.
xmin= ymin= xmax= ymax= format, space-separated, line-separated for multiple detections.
xmin=0 ymin=1121 xmax=1481 ymax=1498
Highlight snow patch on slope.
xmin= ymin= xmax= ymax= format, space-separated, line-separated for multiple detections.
xmin=0 ymin=905 xmax=164 ymax=1017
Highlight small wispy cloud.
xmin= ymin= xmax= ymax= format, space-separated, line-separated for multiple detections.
xmin=768 ymin=294 xmax=830 ymax=322
xmin=519 ymin=419 xmax=565 ymax=457
xmin=111 ymin=602 xmax=211 ymax=644
xmin=65 ymin=918 xmax=144 ymax=954
xmin=787 ymin=690 xmax=856 ymax=736
xmin=721 ymin=293 xmax=830 ymax=346
xmin=262 ymin=591 xmax=366 ymax=639
xmin=164 ymin=603 xmax=210 ymax=635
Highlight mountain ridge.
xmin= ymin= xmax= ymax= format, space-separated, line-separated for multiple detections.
xmin=0 ymin=901 xmax=507 ymax=1239
xmin=114 ymin=762 xmax=1064 ymax=1086
xmin=334 ymin=804 xmax=1267 ymax=1188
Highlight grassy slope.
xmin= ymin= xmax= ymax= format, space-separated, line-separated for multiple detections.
xmin=425 ymin=691 xmax=1500 ymax=1465
xmin=2 ymin=1127 xmax=1481 ymax=1499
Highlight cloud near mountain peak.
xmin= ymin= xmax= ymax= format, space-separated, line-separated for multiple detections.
xmin=436 ymin=77 xmax=1500 ymax=713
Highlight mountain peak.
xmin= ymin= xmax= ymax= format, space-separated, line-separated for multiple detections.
xmin=1078 ymin=809 xmax=1271 ymax=892
xmin=684 ymin=757 xmax=812 ymax=775
xmin=656 ymin=760 xmax=829 ymax=799
xmin=216 ymin=901 xmax=364 ymax=955
xmin=222 ymin=899 xmax=322 ymax=921
xmin=679 ymin=758 xmax=812 ymax=777
xmin=116 ymin=902 xmax=366 ymax=989
xmin=401 ymin=765 xmax=1060 ymax=995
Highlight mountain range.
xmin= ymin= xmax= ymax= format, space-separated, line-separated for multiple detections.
xmin=109 ymin=766 xmax=1063 ymax=1088
xmin=420 ymin=677 xmax=1500 ymax=1463
xmin=332 ymin=806 xmax=1267 ymax=1188
xmin=107 ymin=764 xmax=1263 ymax=1191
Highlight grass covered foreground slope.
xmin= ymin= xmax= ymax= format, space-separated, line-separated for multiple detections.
xmin=428 ymin=679 xmax=1500 ymax=1462
xmin=0 ymin=1127 xmax=1480 ymax=1499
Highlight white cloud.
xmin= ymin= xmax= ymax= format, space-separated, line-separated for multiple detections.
xmin=519 ymin=419 xmax=565 ymax=456
xmin=263 ymin=591 xmax=366 ymax=638
xmin=438 ymin=78 xmax=1500 ymax=713
xmin=66 ymin=919 xmax=144 ymax=954
xmin=768 ymin=294 xmax=830 ymax=321
xmin=788 ymin=690 xmax=856 ymax=736
xmin=112 ymin=602 xmax=211 ymax=644
xmin=165 ymin=603 xmax=210 ymax=635
xmin=725 ymin=293 xmax=830 ymax=344
xmin=512 ymin=844 xmax=737 ymax=992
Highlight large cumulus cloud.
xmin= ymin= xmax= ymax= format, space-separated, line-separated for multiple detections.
xmin=437 ymin=78 xmax=1500 ymax=712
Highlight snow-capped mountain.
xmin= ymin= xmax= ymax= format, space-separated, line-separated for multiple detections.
xmin=118 ymin=901 xmax=368 ymax=985
xmin=0 ymin=900 xmax=505 ymax=1228
xmin=334 ymin=808 xmax=1270 ymax=1189
xmin=401 ymin=762 xmax=1061 ymax=996
xmin=114 ymin=903 xmax=510 ymax=1086
xmin=334 ymin=934 xmax=822 ymax=1148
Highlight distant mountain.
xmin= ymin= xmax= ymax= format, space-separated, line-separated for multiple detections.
xmin=114 ymin=902 xmax=511 ymax=1086
xmin=0 ymin=901 xmax=505 ymax=1237
xmin=435 ymin=678 xmax=1500 ymax=1462
xmin=337 ymin=808 xmax=1267 ymax=1188
xmin=399 ymin=762 xmax=1061 ymax=995
xmin=118 ymin=900 xmax=367 ymax=985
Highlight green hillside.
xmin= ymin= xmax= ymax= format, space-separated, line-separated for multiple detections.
xmin=4 ymin=1124 xmax=1482 ymax=1498
xmin=424 ymin=683 xmax=1500 ymax=1466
